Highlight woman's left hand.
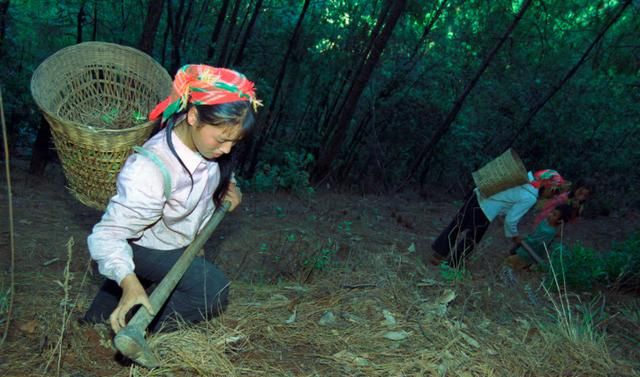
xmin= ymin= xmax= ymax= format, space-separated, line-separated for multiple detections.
xmin=224 ymin=182 xmax=242 ymax=212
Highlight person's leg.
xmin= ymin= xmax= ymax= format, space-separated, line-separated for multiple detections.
xmin=449 ymin=196 xmax=491 ymax=267
xmin=82 ymin=279 xmax=121 ymax=323
xmin=431 ymin=191 xmax=476 ymax=258
xmin=82 ymin=274 xmax=153 ymax=324
xmin=131 ymin=244 xmax=230 ymax=332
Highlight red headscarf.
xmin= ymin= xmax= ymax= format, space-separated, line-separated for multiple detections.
xmin=149 ymin=64 xmax=261 ymax=123
xmin=530 ymin=169 xmax=565 ymax=190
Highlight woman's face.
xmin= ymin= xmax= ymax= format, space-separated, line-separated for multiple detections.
xmin=540 ymin=186 xmax=560 ymax=199
xmin=186 ymin=107 xmax=242 ymax=159
xmin=547 ymin=209 xmax=562 ymax=225
xmin=574 ymin=187 xmax=590 ymax=202
xmin=191 ymin=123 xmax=241 ymax=159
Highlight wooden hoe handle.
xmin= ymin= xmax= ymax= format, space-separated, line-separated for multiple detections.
xmin=113 ymin=201 xmax=231 ymax=368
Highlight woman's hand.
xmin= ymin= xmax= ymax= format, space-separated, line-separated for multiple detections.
xmin=110 ymin=274 xmax=155 ymax=333
xmin=224 ymin=182 xmax=243 ymax=212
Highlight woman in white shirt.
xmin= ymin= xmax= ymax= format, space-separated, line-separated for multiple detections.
xmin=82 ymin=65 xmax=260 ymax=333
xmin=428 ymin=169 xmax=566 ymax=268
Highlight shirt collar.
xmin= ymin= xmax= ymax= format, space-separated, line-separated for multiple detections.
xmin=525 ymin=171 xmax=539 ymax=197
xmin=169 ymin=129 xmax=207 ymax=173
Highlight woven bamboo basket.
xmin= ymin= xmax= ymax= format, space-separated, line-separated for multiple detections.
xmin=472 ymin=148 xmax=528 ymax=197
xmin=31 ymin=42 xmax=172 ymax=210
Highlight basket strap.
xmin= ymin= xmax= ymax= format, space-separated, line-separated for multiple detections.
xmin=132 ymin=146 xmax=172 ymax=200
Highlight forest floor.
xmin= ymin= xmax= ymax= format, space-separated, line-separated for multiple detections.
xmin=1 ymin=158 xmax=639 ymax=377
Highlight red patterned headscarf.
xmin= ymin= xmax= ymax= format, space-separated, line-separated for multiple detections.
xmin=149 ymin=64 xmax=261 ymax=123
xmin=530 ymin=169 xmax=565 ymax=190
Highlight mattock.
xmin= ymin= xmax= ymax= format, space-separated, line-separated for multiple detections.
xmin=114 ymin=202 xmax=231 ymax=368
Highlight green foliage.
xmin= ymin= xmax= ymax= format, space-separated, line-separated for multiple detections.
xmin=1 ymin=0 xmax=637 ymax=205
xmin=545 ymin=244 xmax=607 ymax=291
xmin=607 ymin=233 xmax=640 ymax=286
xmin=438 ymin=262 xmax=470 ymax=283
xmin=244 ymin=150 xmax=315 ymax=196
xmin=544 ymin=233 xmax=640 ymax=291
xmin=0 ymin=288 xmax=10 ymax=326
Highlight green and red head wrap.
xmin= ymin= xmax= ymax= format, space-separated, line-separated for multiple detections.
xmin=531 ymin=169 xmax=565 ymax=190
xmin=149 ymin=64 xmax=261 ymax=123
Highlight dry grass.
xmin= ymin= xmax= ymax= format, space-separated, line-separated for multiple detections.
xmin=1 ymin=162 xmax=639 ymax=376
xmin=103 ymin=249 xmax=636 ymax=377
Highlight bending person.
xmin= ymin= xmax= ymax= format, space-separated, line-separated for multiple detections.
xmin=428 ymin=169 xmax=566 ymax=268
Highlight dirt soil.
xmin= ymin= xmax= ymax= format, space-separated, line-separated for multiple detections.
xmin=0 ymin=158 xmax=639 ymax=376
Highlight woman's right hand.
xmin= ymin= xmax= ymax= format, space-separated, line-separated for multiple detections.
xmin=110 ymin=273 xmax=155 ymax=333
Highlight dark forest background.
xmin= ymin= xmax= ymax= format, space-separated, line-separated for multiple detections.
xmin=0 ymin=0 xmax=638 ymax=208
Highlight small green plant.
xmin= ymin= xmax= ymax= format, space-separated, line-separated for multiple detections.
xmin=337 ymin=221 xmax=352 ymax=235
xmin=304 ymin=239 xmax=338 ymax=271
xmin=259 ymin=243 xmax=269 ymax=255
xmin=544 ymin=244 xmax=606 ymax=291
xmin=244 ymin=150 xmax=315 ymax=196
xmin=438 ymin=262 xmax=469 ymax=283
xmin=0 ymin=288 xmax=10 ymax=326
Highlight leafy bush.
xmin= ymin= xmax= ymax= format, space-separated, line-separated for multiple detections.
xmin=544 ymin=233 xmax=640 ymax=291
xmin=545 ymin=244 xmax=607 ymax=291
xmin=607 ymin=233 xmax=640 ymax=287
xmin=242 ymin=150 xmax=315 ymax=196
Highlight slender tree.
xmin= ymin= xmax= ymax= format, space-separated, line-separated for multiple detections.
xmin=339 ymin=0 xmax=448 ymax=181
xmin=244 ymin=0 xmax=312 ymax=176
xmin=0 ymin=0 xmax=8 ymax=46
xmin=506 ymin=0 xmax=633 ymax=150
xmin=167 ymin=0 xmax=195 ymax=74
xmin=404 ymin=0 xmax=533 ymax=185
xmin=233 ymin=0 xmax=263 ymax=66
xmin=319 ymin=1 xmax=391 ymax=140
xmin=207 ymin=0 xmax=230 ymax=61
xmin=76 ymin=0 xmax=87 ymax=43
xmin=217 ymin=0 xmax=242 ymax=66
xmin=138 ymin=0 xmax=166 ymax=55
xmin=313 ymin=0 xmax=407 ymax=182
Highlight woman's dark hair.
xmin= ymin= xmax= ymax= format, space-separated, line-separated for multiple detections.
xmin=555 ymin=203 xmax=574 ymax=223
xmin=164 ymin=101 xmax=255 ymax=207
xmin=568 ymin=178 xmax=596 ymax=199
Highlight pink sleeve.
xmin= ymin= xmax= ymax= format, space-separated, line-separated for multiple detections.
xmin=533 ymin=192 xmax=569 ymax=227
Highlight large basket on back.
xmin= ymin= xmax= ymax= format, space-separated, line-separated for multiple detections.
xmin=31 ymin=42 xmax=172 ymax=210
xmin=472 ymin=148 xmax=528 ymax=197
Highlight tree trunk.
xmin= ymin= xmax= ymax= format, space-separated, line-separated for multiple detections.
xmin=319 ymin=1 xmax=391 ymax=142
xmin=167 ymin=0 xmax=195 ymax=74
xmin=339 ymin=1 xmax=446 ymax=181
xmin=505 ymin=0 xmax=632 ymax=150
xmin=76 ymin=1 xmax=86 ymax=43
xmin=0 ymin=0 xmax=8 ymax=45
xmin=30 ymin=1 xmax=88 ymax=174
xmin=91 ymin=0 xmax=97 ymax=40
xmin=28 ymin=117 xmax=52 ymax=175
xmin=405 ymin=0 xmax=533 ymax=185
xmin=233 ymin=0 xmax=263 ymax=66
xmin=244 ymin=0 xmax=311 ymax=176
xmin=313 ymin=0 xmax=407 ymax=182
xmin=207 ymin=0 xmax=230 ymax=61
xmin=138 ymin=0 xmax=165 ymax=55
xmin=217 ymin=0 xmax=242 ymax=66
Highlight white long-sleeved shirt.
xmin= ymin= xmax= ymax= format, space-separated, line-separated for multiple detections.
xmin=87 ymin=129 xmax=220 ymax=285
xmin=475 ymin=172 xmax=538 ymax=238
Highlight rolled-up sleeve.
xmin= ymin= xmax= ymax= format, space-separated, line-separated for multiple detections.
xmin=87 ymin=155 xmax=166 ymax=285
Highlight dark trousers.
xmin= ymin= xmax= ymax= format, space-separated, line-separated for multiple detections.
xmin=83 ymin=243 xmax=229 ymax=332
xmin=431 ymin=191 xmax=491 ymax=267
